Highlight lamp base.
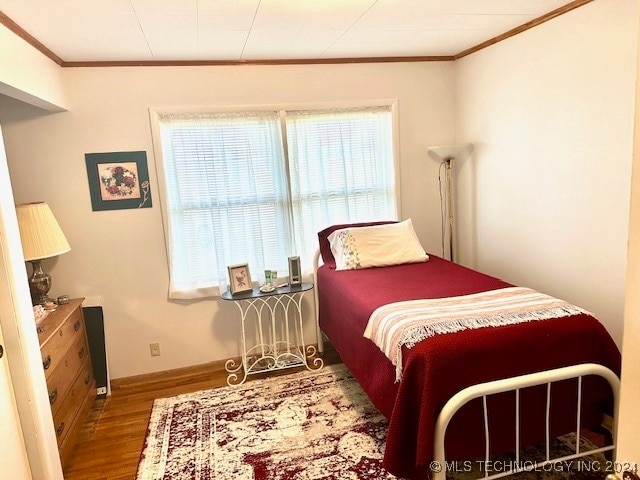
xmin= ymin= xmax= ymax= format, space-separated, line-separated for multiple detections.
xmin=28 ymin=260 xmax=52 ymax=306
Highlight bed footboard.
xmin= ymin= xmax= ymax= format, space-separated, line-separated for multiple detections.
xmin=432 ymin=363 xmax=620 ymax=480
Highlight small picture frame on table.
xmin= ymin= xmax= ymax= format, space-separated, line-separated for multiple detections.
xmin=228 ymin=264 xmax=252 ymax=294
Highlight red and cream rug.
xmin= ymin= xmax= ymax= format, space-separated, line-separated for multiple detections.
xmin=136 ymin=364 xmax=608 ymax=480
xmin=136 ymin=364 xmax=396 ymax=480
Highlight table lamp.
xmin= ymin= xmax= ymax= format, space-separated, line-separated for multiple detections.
xmin=15 ymin=202 xmax=71 ymax=305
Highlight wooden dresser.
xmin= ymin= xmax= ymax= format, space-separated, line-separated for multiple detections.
xmin=37 ymin=298 xmax=95 ymax=468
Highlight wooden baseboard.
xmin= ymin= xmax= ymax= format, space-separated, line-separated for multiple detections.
xmin=110 ymin=343 xmax=338 ymax=392
xmin=110 ymin=355 xmax=243 ymax=392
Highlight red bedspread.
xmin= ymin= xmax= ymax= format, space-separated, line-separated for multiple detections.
xmin=316 ymin=256 xmax=620 ymax=479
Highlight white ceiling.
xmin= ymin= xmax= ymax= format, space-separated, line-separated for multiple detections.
xmin=0 ymin=0 xmax=575 ymax=63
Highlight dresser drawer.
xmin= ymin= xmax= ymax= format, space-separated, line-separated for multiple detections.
xmin=41 ymin=307 xmax=85 ymax=379
xmin=39 ymin=298 xmax=96 ymax=468
xmin=58 ymin=377 xmax=96 ymax=470
xmin=46 ymin=334 xmax=90 ymax=417
xmin=52 ymin=358 xmax=94 ymax=447
xmin=38 ymin=301 xmax=85 ymax=345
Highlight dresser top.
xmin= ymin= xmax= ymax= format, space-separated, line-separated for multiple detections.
xmin=37 ymin=298 xmax=84 ymax=346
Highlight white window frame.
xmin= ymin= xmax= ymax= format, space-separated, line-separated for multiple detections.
xmin=149 ymin=100 xmax=402 ymax=297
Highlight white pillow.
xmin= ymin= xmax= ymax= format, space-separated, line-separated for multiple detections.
xmin=327 ymin=219 xmax=428 ymax=270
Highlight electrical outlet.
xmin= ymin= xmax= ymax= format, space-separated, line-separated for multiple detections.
xmin=150 ymin=342 xmax=161 ymax=357
xmin=97 ymin=387 xmax=107 ymax=395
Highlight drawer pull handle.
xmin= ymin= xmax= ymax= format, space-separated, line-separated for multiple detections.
xmin=84 ymin=373 xmax=91 ymax=385
xmin=74 ymin=320 xmax=81 ymax=332
xmin=37 ymin=325 xmax=45 ymax=334
xmin=43 ymin=355 xmax=51 ymax=370
xmin=56 ymin=422 xmax=65 ymax=437
xmin=49 ymin=388 xmax=58 ymax=405
xmin=78 ymin=347 xmax=86 ymax=359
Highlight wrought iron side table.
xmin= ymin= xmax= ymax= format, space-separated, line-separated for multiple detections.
xmin=221 ymin=283 xmax=323 ymax=385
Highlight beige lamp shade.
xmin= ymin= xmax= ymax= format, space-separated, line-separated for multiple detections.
xmin=427 ymin=143 xmax=474 ymax=162
xmin=15 ymin=202 xmax=71 ymax=261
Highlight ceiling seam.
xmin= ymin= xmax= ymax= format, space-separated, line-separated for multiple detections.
xmin=319 ymin=0 xmax=380 ymax=59
xmin=239 ymin=0 xmax=262 ymax=62
xmin=129 ymin=0 xmax=153 ymax=61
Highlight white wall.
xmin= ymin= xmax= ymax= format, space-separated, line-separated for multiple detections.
xmin=617 ymin=20 xmax=640 ymax=464
xmin=0 ymin=324 xmax=31 ymax=479
xmin=0 ymin=125 xmax=63 ymax=479
xmin=0 ymin=23 xmax=69 ymax=478
xmin=454 ymin=0 xmax=638 ymax=345
xmin=0 ymin=25 xmax=67 ymax=111
xmin=1 ymin=62 xmax=456 ymax=379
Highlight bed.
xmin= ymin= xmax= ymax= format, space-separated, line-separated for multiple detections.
xmin=313 ymin=220 xmax=621 ymax=479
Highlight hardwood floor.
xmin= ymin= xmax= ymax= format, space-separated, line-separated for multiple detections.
xmin=63 ymin=347 xmax=341 ymax=480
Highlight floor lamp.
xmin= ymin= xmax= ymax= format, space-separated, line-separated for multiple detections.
xmin=427 ymin=143 xmax=474 ymax=263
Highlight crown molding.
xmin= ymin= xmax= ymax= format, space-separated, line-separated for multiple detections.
xmin=0 ymin=0 xmax=593 ymax=68
xmin=454 ymin=0 xmax=593 ymax=60
xmin=61 ymin=55 xmax=455 ymax=68
xmin=0 ymin=11 xmax=63 ymax=66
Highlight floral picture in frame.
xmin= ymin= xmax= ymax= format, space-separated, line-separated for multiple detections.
xmin=228 ymin=263 xmax=252 ymax=294
xmin=85 ymin=151 xmax=153 ymax=211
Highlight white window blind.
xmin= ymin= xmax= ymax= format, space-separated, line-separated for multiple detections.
xmin=158 ymin=111 xmax=291 ymax=298
xmin=286 ymin=107 xmax=397 ymax=263
xmin=155 ymin=105 xmax=397 ymax=300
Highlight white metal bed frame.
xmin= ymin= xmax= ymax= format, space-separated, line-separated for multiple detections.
xmin=432 ymin=363 xmax=619 ymax=479
xmin=312 ymin=251 xmax=620 ymax=480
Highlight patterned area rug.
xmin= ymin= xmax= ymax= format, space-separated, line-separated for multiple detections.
xmin=136 ymin=364 xmax=609 ymax=480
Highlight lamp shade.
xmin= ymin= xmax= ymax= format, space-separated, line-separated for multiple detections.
xmin=15 ymin=202 xmax=71 ymax=261
xmin=427 ymin=143 xmax=474 ymax=162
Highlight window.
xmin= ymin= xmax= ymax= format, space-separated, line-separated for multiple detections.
xmin=152 ymin=105 xmax=398 ymax=299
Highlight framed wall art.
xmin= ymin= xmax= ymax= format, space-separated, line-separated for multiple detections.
xmin=85 ymin=151 xmax=153 ymax=211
